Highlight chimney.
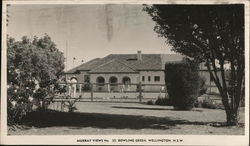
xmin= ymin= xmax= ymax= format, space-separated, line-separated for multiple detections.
xmin=137 ymin=51 xmax=142 ymax=61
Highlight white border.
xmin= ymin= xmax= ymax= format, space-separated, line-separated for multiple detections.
xmin=1 ymin=0 xmax=249 ymax=145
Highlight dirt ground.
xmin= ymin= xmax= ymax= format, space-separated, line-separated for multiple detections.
xmin=8 ymin=102 xmax=245 ymax=135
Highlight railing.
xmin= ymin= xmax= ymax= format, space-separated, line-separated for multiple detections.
xmin=55 ymin=82 xmax=167 ymax=103
xmin=54 ymin=82 xmax=220 ymax=103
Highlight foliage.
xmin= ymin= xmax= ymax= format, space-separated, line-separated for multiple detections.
xmin=61 ymin=96 xmax=80 ymax=113
xmin=144 ymin=5 xmax=244 ymax=125
xmin=146 ymin=95 xmax=172 ymax=106
xmin=201 ymin=99 xmax=218 ymax=109
xmin=7 ymin=35 xmax=65 ymax=125
xmin=82 ymin=84 xmax=91 ymax=91
xmin=146 ymin=100 xmax=155 ymax=105
xmin=195 ymin=98 xmax=224 ymax=109
xmin=155 ymin=96 xmax=172 ymax=106
xmin=165 ymin=61 xmax=200 ymax=110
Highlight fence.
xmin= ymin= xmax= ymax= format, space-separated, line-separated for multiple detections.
xmin=49 ymin=82 xmax=226 ymax=111
xmin=53 ymin=82 xmax=222 ymax=103
xmin=54 ymin=82 xmax=167 ymax=103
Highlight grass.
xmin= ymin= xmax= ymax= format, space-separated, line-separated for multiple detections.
xmin=8 ymin=102 xmax=245 ymax=135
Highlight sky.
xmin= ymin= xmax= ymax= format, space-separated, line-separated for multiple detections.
xmin=8 ymin=4 xmax=174 ymax=71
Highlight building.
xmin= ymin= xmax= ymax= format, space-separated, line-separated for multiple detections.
xmin=199 ymin=63 xmax=220 ymax=94
xmin=65 ymin=51 xmax=183 ymax=92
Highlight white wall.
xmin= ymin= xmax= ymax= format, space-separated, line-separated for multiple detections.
xmin=66 ymin=71 xmax=165 ymax=85
xmin=89 ymin=73 xmax=140 ymax=84
xmin=139 ymin=71 xmax=165 ymax=84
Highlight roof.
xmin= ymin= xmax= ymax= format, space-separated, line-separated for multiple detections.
xmin=90 ymin=60 xmax=138 ymax=73
xmin=66 ymin=58 xmax=101 ymax=73
xmin=66 ymin=53 xmax=184 ymax=74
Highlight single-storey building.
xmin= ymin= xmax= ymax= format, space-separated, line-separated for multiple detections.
xmin=65 ymin=51 xmax=183 ymax=92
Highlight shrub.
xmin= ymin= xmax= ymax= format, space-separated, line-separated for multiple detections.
xmin=155 ymin=96 xmax=172 ymax=106
xmin=194 ymin=99 xmax=201 ymax=108
xmin=194 ymin=97 xmax=224 ymax=109
xmin=201 ymin=99 xmax=217 ymax=109
xmin=62 ymin=100 xmax=78 ymax=112
xmin=165 ymin=60 xmax=200 ymax=110
xmin=7 ymin=101 xmax=31 ymax=125
xmin=200 ymin=98 xmax=224 ymax=109
xmin=146 ymin=100 xmax=155 ymax=105
xmin=7 ymin=35 xmax=64 ymax=125
xmin=82 ymin=84 xmax=91 ymax=91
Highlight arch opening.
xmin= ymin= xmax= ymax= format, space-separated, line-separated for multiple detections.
xmin=122 ymin=76 xmax=131 ymax=84
xmin=122 ymin=76 xmax=131 ymax=92
xmin=109 ymin=76 xmax=118 ymax=92
xmin=96 ymin=76 xmax=105 ymax=85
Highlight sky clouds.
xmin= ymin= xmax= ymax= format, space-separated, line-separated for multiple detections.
xmin=8 ymin=4 xmax=173 ymax=70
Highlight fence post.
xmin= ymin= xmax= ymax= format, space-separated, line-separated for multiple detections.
xmin=91 ymin=83 xmax=93 ymax=102
xmin=139 ymin=82 xmax=142 ymax=103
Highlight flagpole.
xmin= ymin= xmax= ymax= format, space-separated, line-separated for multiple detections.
xmin=66 ymin=41 xmax=68 ymax=71
xmin=73 ymin=57 xmax=76 ymax=68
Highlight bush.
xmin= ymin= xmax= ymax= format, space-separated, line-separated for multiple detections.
xmin=82 ymin=84 xmax=91 ymax=91
xmin=201 ymin=99 xmax=217 ymax=109
xmin=146 ymin=100 xmax=155 ymax=105
xmin=7 ymin=101 xmax=31 ymax=125
xmin=200 ymin=98 xmax=224 ymax=109
xmin=61 ymin=97 xmax=80 ymax=112
xmin=194 ymin=97 xmax=224 ymax=109
xmin=7 ymin=35 xmax=64 ymax=125
xmin=155 ymin=97 xmax=172 ymax=106
xmin=165 ymin=60 xmax=200 ymax=110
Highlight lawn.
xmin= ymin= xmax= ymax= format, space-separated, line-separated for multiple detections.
xmin=8 ymin=102 xmax=245 ymax=135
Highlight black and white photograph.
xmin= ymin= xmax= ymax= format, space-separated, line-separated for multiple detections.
xmin=1 ymin=0 xmax=249 ymax=145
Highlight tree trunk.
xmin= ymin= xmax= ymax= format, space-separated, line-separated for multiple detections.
xmin=221 ymin=92 xmax=240 ymax=126
xmin=225 ymin=107 xmax=239 ymax=126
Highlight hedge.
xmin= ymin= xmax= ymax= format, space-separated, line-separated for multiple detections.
xmin=165 ymin=61 xmax=200 ymax=110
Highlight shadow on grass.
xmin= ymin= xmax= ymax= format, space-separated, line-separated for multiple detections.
xmin=112 ymin=106 xmax=203 ymax=112
xmin=20 ymin=110 xmax=239 ymax=130
xmin=112 ymin=106 xmax=169 ymax=111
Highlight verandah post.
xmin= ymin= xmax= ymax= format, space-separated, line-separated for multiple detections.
xmin=139 ymin=82 xmax=142 ymax=103
xmin=79 ymin=84 xmax=82 ymax=95
xmin=91 ymin=83 xmax=93 ymax=102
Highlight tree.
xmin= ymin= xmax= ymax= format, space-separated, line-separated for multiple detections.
xmin=144 ymin=4 xmax=244 ymax=125
xmin=7 ymin=34 xmax=65 ymax=124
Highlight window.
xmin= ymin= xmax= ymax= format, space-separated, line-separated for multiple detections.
xmin=154 ymin=76 xmax=160 ymax=82
xmin=84 ymin=75 xmax=90 ymax=83
xmin=142 ymin=76 xmax=145 ymax=82
xmin=148 ymin=76 xmax=151 ymax=82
